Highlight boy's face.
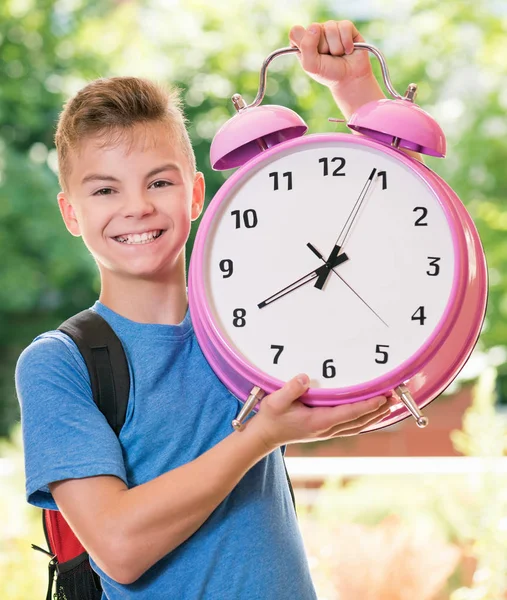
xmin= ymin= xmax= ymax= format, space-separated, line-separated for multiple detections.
xmin=57 ymin=122 xmax=204 ymax=282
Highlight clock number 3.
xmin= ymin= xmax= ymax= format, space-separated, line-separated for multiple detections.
xmin=427 ymin=257 xmax=441 ymax=276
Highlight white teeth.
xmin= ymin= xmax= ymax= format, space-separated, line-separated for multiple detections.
xmin=116 ymin=230 xmax=162 ymax=244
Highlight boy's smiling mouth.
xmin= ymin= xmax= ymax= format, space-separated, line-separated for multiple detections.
xmin=114 ymin=229 xmax=165 ymax=245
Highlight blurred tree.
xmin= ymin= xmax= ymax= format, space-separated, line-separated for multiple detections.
xmin=1 ymin=0 xmax=507 ymax=437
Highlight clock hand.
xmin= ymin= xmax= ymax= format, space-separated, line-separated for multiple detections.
xmin=258 ymin=251 xmax=349 ymax=309
xmin=314 ymin=168 xmax=378 ymax=290
xmin=307 ymin=242 xmax=389 ymax=327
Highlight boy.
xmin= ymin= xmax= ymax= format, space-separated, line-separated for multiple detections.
xmin=16 ymin=20 xmax=394 ymax=599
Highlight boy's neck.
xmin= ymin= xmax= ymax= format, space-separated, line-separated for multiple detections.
xmin=98 ymin=266 xmax=189 ymax=326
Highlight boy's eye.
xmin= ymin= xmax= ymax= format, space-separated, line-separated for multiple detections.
xmin=150 ymin=180 xmax=173 ymax=189
xmin=93 ymin=188 xmax=113 ymax=196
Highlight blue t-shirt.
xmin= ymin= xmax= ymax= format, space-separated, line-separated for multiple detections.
xmin=15 ymin=301 xmax=317 ymax=600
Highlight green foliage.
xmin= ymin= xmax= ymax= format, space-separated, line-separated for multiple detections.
xmin=1 ymin=0 xmax=507 ymax=438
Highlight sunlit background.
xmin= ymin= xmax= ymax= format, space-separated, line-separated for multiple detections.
xmin=1 ymin=0 xmax=507 ymax=598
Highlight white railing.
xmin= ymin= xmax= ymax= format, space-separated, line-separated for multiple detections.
xmin=285 ymin=456 xmax=507 ymax=480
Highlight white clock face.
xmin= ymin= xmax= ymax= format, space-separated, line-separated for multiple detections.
xmin=203 ymin=138 xmax=456 ymax=388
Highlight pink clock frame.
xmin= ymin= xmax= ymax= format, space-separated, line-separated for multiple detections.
xmin=188 ymin=133 xmax=488 ymax=431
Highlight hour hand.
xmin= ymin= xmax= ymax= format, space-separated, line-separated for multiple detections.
xmin=313 ymin=244 xmax=345 ymax=290
xmin=307 ymin=243 xmax=349 ymax=290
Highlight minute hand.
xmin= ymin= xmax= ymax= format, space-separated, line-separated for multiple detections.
xmin=258 ymin=252 xmax=349 ymax=309
xmin=314 ymin=168 xmax=377 ymax=290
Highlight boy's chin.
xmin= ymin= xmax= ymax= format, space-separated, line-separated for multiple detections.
xmin=99 ymin=256 xmax=182 ymax=282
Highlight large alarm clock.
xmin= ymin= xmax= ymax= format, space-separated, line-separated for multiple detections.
xmin=188 ymin=44 xmax=488 ymax=433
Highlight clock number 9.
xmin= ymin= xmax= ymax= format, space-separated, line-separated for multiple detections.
xmin=232 ymin=308 xmax=247 ymax=327
xmin=322 ymin=359 xmax=337 ymax=379
xmin=219 ymin=259 xmax=233 ymax=279
xmin=319 ymin=157 xmax=346 ymax=177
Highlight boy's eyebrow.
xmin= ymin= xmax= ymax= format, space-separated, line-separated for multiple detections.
xmin=80 ymin=163 xmax=181 ymax=185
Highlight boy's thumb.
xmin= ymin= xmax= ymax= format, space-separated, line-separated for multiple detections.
xmin=269 ymin=374 xmax=310 ymax=410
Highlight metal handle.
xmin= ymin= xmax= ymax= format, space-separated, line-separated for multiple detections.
xmin=239 ymin=42 xmax=405 ymax=111
xmin=395 ymin=384 xmax=429 ymax=428
xmin=232 ymin=386 xmax=266 ymax=431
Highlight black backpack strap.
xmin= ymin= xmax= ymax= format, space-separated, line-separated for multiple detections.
xmin=58 ymin=309 xmax=130 ymax=435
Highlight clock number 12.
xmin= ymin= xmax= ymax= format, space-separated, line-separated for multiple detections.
xmin=319 ymin=157 xmax=346 ymax=177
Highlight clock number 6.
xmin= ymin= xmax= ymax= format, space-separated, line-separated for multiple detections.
xmin=233 ymin=308 xmax=247 ymax=327
xmin=322 ymin=359 xmax=337 ymax=379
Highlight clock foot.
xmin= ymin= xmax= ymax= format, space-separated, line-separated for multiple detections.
xmin=232 ymin=386 xmax=266 ymax=431
xmin=394 ymin=384 xmax=429 ymax=428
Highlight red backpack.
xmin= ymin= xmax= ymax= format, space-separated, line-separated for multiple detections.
xmin=31 ymin=309 xmax=129 ymax=600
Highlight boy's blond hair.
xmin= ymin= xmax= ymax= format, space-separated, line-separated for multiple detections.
xmin=55 ymin=77 xmax=196 ymax=191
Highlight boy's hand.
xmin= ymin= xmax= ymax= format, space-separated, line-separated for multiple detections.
xmin=289 ymin=20 xmax=373 ymax=90
xmin=252 ymin=374 xmax=395 ymax=451
xmin=289 ymin=20 xmax=386 ymax=120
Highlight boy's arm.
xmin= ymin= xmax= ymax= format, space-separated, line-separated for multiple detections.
xmin=290 ymin=21 xmax=423 ymax=161
xmin=51 ymin=376 xmax=393 ymax=585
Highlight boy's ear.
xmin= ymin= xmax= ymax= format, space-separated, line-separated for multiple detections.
xmin=57 ymin=191 xmax=82 ymax=237
xmin=191 ymin=172 xmax=205 ymax=221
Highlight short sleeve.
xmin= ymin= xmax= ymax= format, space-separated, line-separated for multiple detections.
xmin=15 ymin=332 xmax=128 ymax=509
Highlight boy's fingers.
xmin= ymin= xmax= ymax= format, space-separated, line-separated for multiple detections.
xmin=288 ymin=24 xmax=305 ymax=47
xmin=331 ymin=410 xmax=390 ymax=437
xmin=337 ymin=20 xmax=363 ymax=54
xmin=323 ymin=20 xmax=345 ymax=56
xmin=332 ymin=395 xmax=388 ymax=424
xmin=296 ymin=23 xmax=322 ymax=74
xmin=306 ymin=395 xmax=388 ymax=434
xmin=330 ymin=405 xmax=391 ymax=436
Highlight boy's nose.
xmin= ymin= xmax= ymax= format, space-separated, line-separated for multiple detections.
xmin=122 ymin=192 xmax=155 ymax=218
